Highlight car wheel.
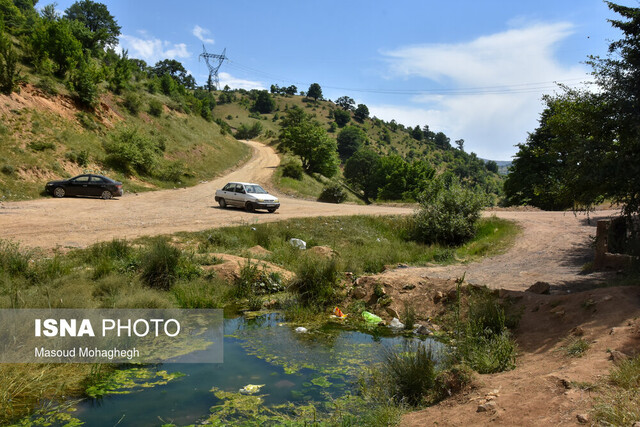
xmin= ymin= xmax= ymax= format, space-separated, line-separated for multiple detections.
xmin=53 ymin=187 xmax=65 ymax=198
xmin=245 ymin=202 xmax=255 ymax=212
xmin=267 ymin=208 xmax=276 ymax=213
xmin=219 ymin=198 xmax=227 ymax=208
xmin=101 ymin=190 xmax=113 ymax=200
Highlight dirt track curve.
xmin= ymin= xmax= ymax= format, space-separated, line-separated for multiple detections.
xmin=0 ymin=141 xmax=412 ymax=250
xmin=0 ymin=140 xmax=618 ymax=291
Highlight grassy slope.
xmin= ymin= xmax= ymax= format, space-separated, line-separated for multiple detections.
xmin=0 ymin=77 xmax=250 ymax=201
xmin=212 ymin=93 xmax=504 ymax=202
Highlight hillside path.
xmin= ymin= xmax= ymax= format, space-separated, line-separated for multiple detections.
xmin=0 ymin=141 xmax=412 ymax=250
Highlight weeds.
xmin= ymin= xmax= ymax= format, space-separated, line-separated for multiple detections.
xmin=593 ymin=356 xmax=640 ymax=425
xmin=563 ymin=336 xmax=590 ymax=358
xmin=289 ymin=256 xmax=340 ymax=307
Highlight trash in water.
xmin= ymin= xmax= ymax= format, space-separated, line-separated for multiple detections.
xmin=295 ymin=326 xmax=308 ymax=333
xmin=332 ymin=307 xmax=347 ymax=319
xmin=239 ymin=384 xmax=265 ymax=395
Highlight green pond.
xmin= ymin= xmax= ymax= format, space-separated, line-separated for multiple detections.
xmin=53 ymin=313 xmax=443 ymax=426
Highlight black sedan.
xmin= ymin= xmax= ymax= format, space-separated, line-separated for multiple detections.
xmin=45 ymin=174 xmax=123 ymax=199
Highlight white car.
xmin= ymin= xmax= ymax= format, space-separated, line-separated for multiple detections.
xmin=215 ymin=182 xmax=280 ymax=213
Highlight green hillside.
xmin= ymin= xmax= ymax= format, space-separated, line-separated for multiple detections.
xmin=0 ymin=0 xmax=502 ymax=204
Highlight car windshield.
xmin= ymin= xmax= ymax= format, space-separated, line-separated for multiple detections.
xmin=244 ymin=185 xmax=267 ymax=194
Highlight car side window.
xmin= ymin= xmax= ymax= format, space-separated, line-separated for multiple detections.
xmin=73 ymin=176 xmax=90 ymax=183
xmin=223 ymin=183 xmax=233 ymax=191
xmin=91 ymin=176 xmax=104 ymax=183
xmin=236 ymin=185 xmax=245 ymax=193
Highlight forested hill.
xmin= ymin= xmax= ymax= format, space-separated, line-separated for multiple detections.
xmin=0 ymin=0 xmax=503 ymax=203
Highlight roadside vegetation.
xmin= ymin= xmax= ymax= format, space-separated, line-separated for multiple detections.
xmin=0 ymin=212 xmax=519 ymax=424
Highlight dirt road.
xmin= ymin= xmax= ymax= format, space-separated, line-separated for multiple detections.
xmin=0 ymin=141 xmax=412 ymax=250
xmin=385 ymin=208 xmax=618 ymax=292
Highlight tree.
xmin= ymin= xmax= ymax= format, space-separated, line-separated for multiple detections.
xmin=354 ymin=103 xmax=369 ymax=122
xmin=455 ymin=139 xmax=465 ymax=151
xmin=307 ymin=82 xmax=322 ymax=101
xmin=435 ymin=132 xmax=451 ymax=149
xmin=30 ymin=18 xmax=83 ymax=77
xmin=337 ymin=125 xmax=368 ymax=161
xmin=344 ymin=149 xmax=381 ymax=203
xmin=411 ymin=125 xmax=423 ymax=141
xmin=279 ymin=107 xmax=339 ymax=177
xmin=68 ymin=55 xmax=103 ymax=108
xmin=335 ymin=96 xmax=355 ymax=111
xmin=333 ymin=108 xmax=350 ymax=127
xmin=0 ymin=24 xmax=19 ymax=94
xmin=485 ymin=160 xmax=499 ymax=174
xmin=151 ymin=59 xmax=191 ymax=87
xmin=64 ymin=0 xmax=121 ymax=50
xmin=109 ymin=49 xmax=133 ymax=94
xmin=252 ymin=90 xmax=275 ymax=114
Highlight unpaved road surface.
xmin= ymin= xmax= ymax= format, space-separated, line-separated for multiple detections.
xmin=0 ymin=141 xmax=412 ymax=249
xmin=0 ymin=140 xmax=619 ymax=293
xmin=385 ymin=209 xmax=618 ymax=292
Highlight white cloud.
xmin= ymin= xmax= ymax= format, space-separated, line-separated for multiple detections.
xmin=192 ymin=25 xmax=215 ymax=44
xmin=380 ymin=22 xmax=591 ymax=160
xmin=119 ymin=33 xmax=191 ymax=65
xmin=218 ymin=72 xmax=265 ymax=90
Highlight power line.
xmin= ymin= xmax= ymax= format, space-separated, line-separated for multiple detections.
xmin=224 ymin=59 xmax=593 ymax=96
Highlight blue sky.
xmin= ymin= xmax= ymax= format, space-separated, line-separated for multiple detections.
xmin=50 ymin=1 xmax=631 ymax=160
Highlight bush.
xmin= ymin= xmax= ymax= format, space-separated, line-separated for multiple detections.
xmin=0 ymin=30 xmax=19 ymax=95
xmin=122 ymin=92 xmax=142 ymax=116
xmin=234 ymin=122 xmax=263 ymax=140
xmin=68 ymin=58 xmax=102 ymax=108
xmin=28 ymin=141 xmax=55 ymax=151
xmin=139 ymin=240 xmax=199 ymax=290
xmin=104 ymin=127 xmax=159 ymax=174
xmin=281 ymin=161 xmax=303 ymax=180
xmin=382 ymin=342 xmax=437 ymax=406
xmin=1 ymin=164 xmax=15 ymax=175
xmin=233 ymin=260 xmax=284 ymax=298
xmin=65 ymin=150 xmax=89 ymax=167
xmin=289 ymin=256 xmax=340 ymax=307
xmin=409 ymin=177 xmax=485 ymax=246
xmin=148 ymin=99 xmax=163 ymax=117
xmin=318 ymin=183 xmax=347 ymax=203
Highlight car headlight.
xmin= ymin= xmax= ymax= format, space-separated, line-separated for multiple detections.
xmin=273 ymin=198 xmax=279 ymax=203
xmin=257 ymin=199 xmax=265 ymax=202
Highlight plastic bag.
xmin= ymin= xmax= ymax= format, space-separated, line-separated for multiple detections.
xmin=362 ymin=311 xmax=382 ymax=324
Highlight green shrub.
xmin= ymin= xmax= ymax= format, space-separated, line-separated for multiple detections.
xmin=233 ymin=260 xmax=284 ymax=298
xmin=104 ymin=127 xmax=159 ymax=174
xmin=563 ymin=336 xmax=590 ymax=358
xmin=0 ymin=29 xmax=19 ymax=95
xmin=35 ymin=76 xmax=58 ymax=96
xmin=139 ymin=240 xmax=199 ymax=290
xmin=68 ymin=58 xmax=102 ymax=108
xmin=382 ymin=342 xmax=437 ymax=406
xmin=65 ymin=150 xmax=89 ymax=167
xmin=148 ymin=99 xmax=163 ymax=117
xmin=289 ymin=256 xmax=340 ymax=307
xmin=281 ymin=161 xmax=303 ymax=180
xmin=409 ymin=177 xmax=485 ymax=246
xmin=1 ymin=164 xmax=15 ymax=175
xmin=318 ymin=183 xmax=347 ymax=203
xmin=0 ymin=240 xmax=32 ymax=277
xmin=234 ymin=122 xmax=263 ymax=140
xmin=173 ymin=278 xmax=230 ymax=308
xmin=122 ymin=91 xmax=142 ymax=116
xmin=28 ymin=141 xmax=55 ymax=151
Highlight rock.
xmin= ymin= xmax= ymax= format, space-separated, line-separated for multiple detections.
xmin=414 ymin=324 xmax=432 ymax=336
xmin=289 ymin=238 xmax=306 ymax=250
xmin=389 ymin=318 xmax=405 ymax=330
xmin=433 ymin=291 xmax=444 ymax=303
xmin=632 ymin=422 xmax=640 ymax=427
xmin=576 ymin=413 xmax=589 ymax=424
xmin=609 ymin=350 xmax=629 ymax=364
xmin=386 ymin=307 xmax=400 ymax=318
xmin=397 ymin=263 xmax=409 ymax=268
xmin=526 ymin=281 xmax=551 ymax=294
xmin=295 ymin=327 xmax=308 ymax=333
xmin=447 ymin=288 xmax=459 ymax=301
xmin=353 ymin=287 xmax=367 ymax=299
xmin=476 ymin=401 xmax=497 ymax=412
xmin=570 ymin=326 xmax=585 ymax=337
xmin=403 ymin=284 xmax=416 ymax=290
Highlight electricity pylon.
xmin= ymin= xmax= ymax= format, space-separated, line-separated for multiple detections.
xmin=199 ymin=45 xmax=227 ymax=91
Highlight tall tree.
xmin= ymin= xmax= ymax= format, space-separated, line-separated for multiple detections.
xmin=353 ymin=103 xmax=369 ymax=122
xmin=64 ymin=0 xmax=120 ymax=50
xmin=335 ymin=96 xmax=355 ymax=111
xmin=279 ymin=107 xmax=339 ymax=177
xmin=337 ymin=125 xmax=368 ymax=161
xmin=344 ymin=149 xmax=381 ymax=203
xmin=307 ymin=82 xmax=322 ymax=101
xmin=253 ymin=90 xmax=275 ymax=113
